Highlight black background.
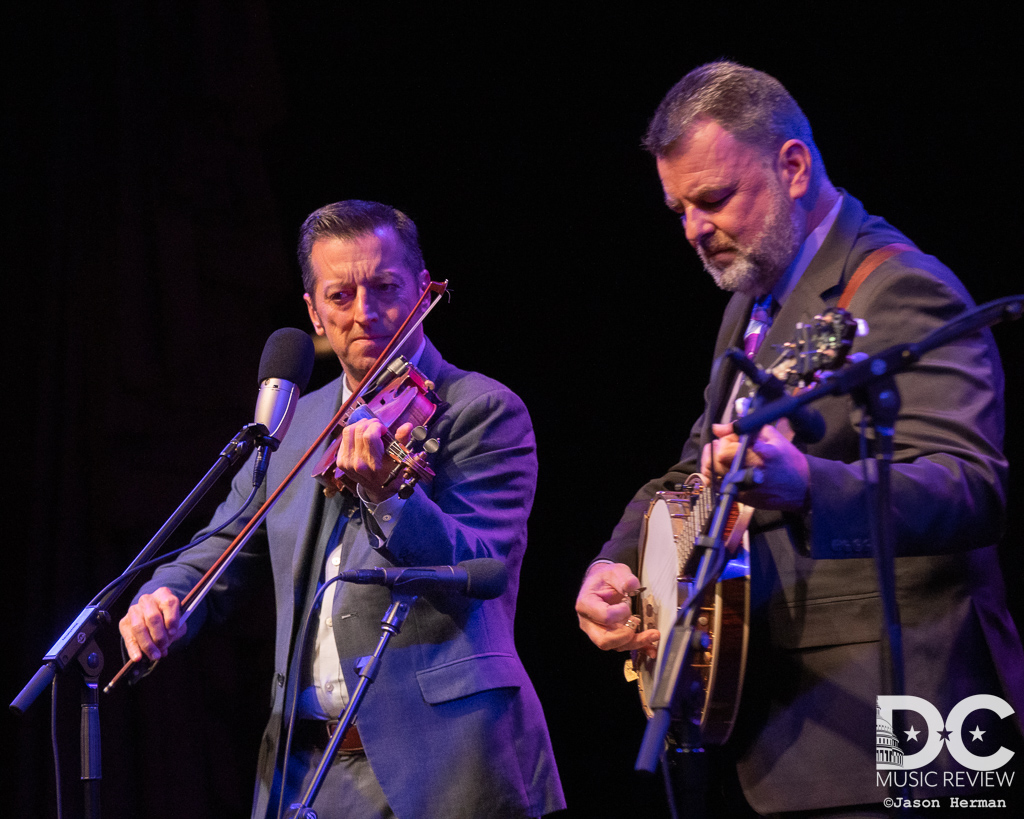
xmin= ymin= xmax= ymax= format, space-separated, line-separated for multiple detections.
xmin=4 ymin=5 xmax=1022 ymax=817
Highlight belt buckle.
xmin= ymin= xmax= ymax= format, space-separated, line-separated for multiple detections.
xmin=324 ymin=719 xmax=363 ymax=755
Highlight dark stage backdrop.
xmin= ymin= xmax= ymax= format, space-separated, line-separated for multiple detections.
xmin=4 ymin=6 xmax=1022 ymax=818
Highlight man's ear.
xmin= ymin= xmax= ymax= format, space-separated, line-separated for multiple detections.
xmin=414 ymin=269 xmax=433 ymax=315
xmin=778 ymin=139 xmax=812 ymax=200
xmin=304 ymin=293 xmax=326 ymax=336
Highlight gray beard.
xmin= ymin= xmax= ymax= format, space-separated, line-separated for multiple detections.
xmin=698 ymin=190 xmax=802 ymax=297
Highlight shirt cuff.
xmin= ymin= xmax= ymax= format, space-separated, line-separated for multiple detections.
xmin=356 ymin=484 xmax=407 ymax=540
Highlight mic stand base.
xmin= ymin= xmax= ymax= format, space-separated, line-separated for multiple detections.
xmin=662 ymin=724 xmax=711 ymax=819
xmin=79 ymin=640 xmax=104 ymax=819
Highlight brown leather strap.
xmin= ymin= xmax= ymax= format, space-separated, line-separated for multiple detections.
xmin=838 ymin=242 xmax=917 ymax=310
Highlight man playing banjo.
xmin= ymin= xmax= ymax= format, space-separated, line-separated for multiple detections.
xmin=576 ymin=62 xmax=1024 ymax=817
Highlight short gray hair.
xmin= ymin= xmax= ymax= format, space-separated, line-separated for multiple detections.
xmin=643 ymin=61 xmax=823 ymax=172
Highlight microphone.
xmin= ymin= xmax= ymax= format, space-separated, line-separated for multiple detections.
xmin=337 ymin=558 xmax=509 ymax=600
xmin=252 ymin=329 xmax=316 ymax=485
xmin=725 ymin=348 xmax=826 ymax=444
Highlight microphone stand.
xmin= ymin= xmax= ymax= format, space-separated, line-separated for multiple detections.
xmin=285 ymin=591 xmax=418 ymax=819
xmin=9 ymin=422 xmax=275 ymax=819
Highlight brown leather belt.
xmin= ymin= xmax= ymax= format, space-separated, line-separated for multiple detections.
xmin=295 ymin=719 xmax=364 ymax=755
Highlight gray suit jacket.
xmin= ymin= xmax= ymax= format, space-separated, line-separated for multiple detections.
xmin=598 ymin=193 xmax=1024 ymax=813
xmin=143 ymin=339 xmax=565 ymax=819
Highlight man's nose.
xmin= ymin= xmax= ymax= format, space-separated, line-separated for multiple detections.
xmin=353 ymin=289 xmax=379 ymax=323
xmin=683 ymin=208 xmax=714 ymax=246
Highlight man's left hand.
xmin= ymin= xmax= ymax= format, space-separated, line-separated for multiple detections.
xmin=702 ymin=422 xmax=810 ymax=512
xmin=336 ymin=418 xmax=414 ymax=505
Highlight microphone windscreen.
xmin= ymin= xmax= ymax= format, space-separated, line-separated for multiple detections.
xmin=792 ymin=409 xmax=826 ymax=445
xmin=459 ymin=558 xmax=509 ymax=600
xmin=259 ymin=328 xmax=315 ymax=391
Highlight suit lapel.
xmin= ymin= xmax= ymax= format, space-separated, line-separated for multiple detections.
xmin=288 ymin=377 xmax=347 ymax=612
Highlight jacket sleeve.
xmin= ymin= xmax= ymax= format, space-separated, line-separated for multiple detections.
xmin=803 ymin=254 xmax=1007 ymax=558
xmin=378 ymin=382 xmax=538 ymax=568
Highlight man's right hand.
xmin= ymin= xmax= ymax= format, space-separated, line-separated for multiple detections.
xmin=118 ymin=587 xmax=187 ymax=663
xmin=575 ymin=562 xmax=660 ymax=656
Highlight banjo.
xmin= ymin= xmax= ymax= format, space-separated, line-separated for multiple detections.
xmin=626 ymin=307 xmax=859 ymax=744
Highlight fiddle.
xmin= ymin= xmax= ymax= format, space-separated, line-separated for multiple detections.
xmin=311 ymin=356 xmax=446 ymax=499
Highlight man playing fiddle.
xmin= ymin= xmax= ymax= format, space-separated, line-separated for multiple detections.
xmin=120 ymin=200 xmax=564 ymax=819
xmin=576 ymin=62 xmax=1024 ymax=816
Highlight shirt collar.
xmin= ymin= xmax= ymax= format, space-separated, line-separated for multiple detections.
xmin=771 ymin=193 xmax=844 ymax=306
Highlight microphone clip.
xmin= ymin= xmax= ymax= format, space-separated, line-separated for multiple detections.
xmin=219 ymin=422 xmax=275 ymax=463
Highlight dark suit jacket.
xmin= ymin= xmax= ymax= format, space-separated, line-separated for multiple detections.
xmin=597 ymin=193 xmax=1024 ymax=813
xmin=142 ymin=338 xmax=565 ymax=819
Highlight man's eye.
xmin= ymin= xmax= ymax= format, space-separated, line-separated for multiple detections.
xmin=702 ymin=192 xmax=732 ymax=209
xmin=328 ymin=291 xmax=354 ymax=303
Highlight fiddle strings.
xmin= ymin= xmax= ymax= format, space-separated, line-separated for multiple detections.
xmin=105 ymin=280 xmax=449 ymax=693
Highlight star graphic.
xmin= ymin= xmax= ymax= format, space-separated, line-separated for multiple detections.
xmin=970 ymin=726 xmax=986 ymax=742
xmin=904 ymin=726 xmax=920 ymax=742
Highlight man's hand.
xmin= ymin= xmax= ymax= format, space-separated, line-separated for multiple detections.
xmin=576 ymin=562 xmax=659 ymax=656
xmin=702 ymin=422 xmax=810 ymax=512
xmin=336 ymin=418 xmax=415 ymax=504
xmin=118 ymin=587 xmax=187 ymax=663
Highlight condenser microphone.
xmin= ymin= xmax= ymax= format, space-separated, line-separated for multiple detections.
xmin=252 ymin=329 xmax=315 ymax=486
xmin=254 ymin=328 xmax=316 ymax=445
xmin=338 ymin=558 xmax=509 ymax=600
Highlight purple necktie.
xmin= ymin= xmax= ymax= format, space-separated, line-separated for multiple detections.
xmin=743 ymin=295 xmax=774 ymax=359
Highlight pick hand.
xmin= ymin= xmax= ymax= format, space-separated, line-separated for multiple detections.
xmin=576 ymin=562 xmax=660 ymax=656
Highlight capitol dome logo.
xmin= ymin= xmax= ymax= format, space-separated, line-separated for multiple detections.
xmin=876 ymin=705 xmax=904 ymax=769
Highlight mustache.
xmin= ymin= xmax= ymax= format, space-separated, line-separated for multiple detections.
xmin=699 ymin=235 xmax=738 ymax=256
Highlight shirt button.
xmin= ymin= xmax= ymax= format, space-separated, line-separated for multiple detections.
xmin=383 ymin=514 xmax=392 ymax=522
xmin=325 ymin=683 xmax=333 ymax=692
xmin=332 ymin=555 xmax=340 ymax=566
xmin=326 ymin=618 xmax=333 ymax=628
